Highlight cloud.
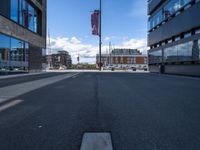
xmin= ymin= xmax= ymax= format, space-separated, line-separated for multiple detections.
xmin=104 ymin=36 xmax=116 ymax=41
xmin=48 ymin=37 xmax=98 ymax=64
xmin=47 ymin=36 xmax=148 ymax=64
xmin=121 ymin=38 xmax=148 ymax=54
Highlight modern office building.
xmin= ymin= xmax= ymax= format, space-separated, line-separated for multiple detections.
xmin=0 ymin=0 xmax=46 ymax=73
xmin=96 ymin=49 xmax=148 ymax=69
xmin=148 ymin=0 xmax=200 ymax=75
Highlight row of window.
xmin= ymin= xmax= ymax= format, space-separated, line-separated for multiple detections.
xmin=0 ymin=34 xmax=29 ymax=71
xmin=10 ymin=0 xmax=41 ymax=34
xmin=149 ymin=40 xmax=200 ymax=64
xmin=148 ymin=0 xmax=193 ymax=31
xmin=151 ymin=27 xmax=200 ymax=49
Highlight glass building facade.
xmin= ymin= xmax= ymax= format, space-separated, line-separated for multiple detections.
xmin=148 ymin=0 xmax=200 ymax=75
xmin=148 ymin=0 xmax=192 ymax=31
xmin=10 ymin=0 xmax=41 ymax=34
xmin=0 ymin=34 xmax=29 ymax=71
xmin=0 ymin=0 xmax=46 ymax=73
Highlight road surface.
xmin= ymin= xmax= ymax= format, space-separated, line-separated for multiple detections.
xmin=0 ymin=72 xmax=200 ymax=150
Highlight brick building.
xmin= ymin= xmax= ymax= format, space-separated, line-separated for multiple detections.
xmin=96 ymin=49 xmax=148 ymax=69
xmin=0 ymin=0 xmax=46 ymax=73
xmin=44 ymin=51 xmax=72 ymax=70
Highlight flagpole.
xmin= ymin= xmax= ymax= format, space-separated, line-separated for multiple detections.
xmin=99 ymin=0 xmax=102 ymax=71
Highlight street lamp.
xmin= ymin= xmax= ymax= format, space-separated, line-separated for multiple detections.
xmin=99 ymin=0 xmax=102 ymax=71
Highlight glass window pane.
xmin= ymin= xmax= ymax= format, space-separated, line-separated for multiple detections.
xmin=11 ymin=38 xmax=24 ymax=62
xmin=0 ymin=34 xmax=10 ymax=61
xmin=28 ymin=4 xmax=35 ymax=31
xmin=10 ymin=0 xmax=19 ymax=22
xmin=149 ymin=50 xmax=162 ymax=63
xmin=178 ymin=42 xmax=192 ymax=61
xmin=164 ymin=45 xmax=178 ymax=62
xmin=20 ymin=0 xmax=28 ymax=27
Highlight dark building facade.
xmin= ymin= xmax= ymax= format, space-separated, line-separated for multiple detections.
xmin=0 ymin=0 xmax=46 ymax=73
xmin=148 ymin=0 xmax=200 ymax=76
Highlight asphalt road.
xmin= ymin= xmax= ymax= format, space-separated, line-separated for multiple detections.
xmin=0 ymin=72 xmax=200 ymax=150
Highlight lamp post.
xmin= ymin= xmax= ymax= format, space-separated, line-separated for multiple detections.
xmin=99 ymin=0 xmax=102 ymax=71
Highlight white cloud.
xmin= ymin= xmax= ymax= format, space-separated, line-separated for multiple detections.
xmin=47 ymin=36 xmax=148 ymax=64
xmin=48 ymin=37 xmax=98 ymax=64
xmin=121 ymin=38 xmax=148 ymax=54
xmin=104 ymin=36 xmax=116 ymax=41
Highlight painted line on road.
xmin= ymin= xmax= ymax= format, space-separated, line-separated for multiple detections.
xmin=0 ymin=100 xmax=23 ymax=112
xmin=72 ymin=75 xmax=79 ymax=78
xmin=80 ymin=132 xmax=113 ymax=150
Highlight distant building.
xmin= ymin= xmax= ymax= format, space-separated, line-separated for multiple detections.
xmin=44 ymin=51 xmax=72 ymax=70
xmin=96 ymin=49 xmax=148 ymax=69
xmin=148 ymin=0 xmax=200 ymax=75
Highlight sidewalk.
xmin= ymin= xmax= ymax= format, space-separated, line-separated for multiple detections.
xmin=0 ymin=72 xmax=80 ymax=104
xmin=0 ymin=71 xmax=47 ymax=80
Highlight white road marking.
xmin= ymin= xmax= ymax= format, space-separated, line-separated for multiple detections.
xmin=0 ymin=100 xmax=23 ymax=112
xmin=80 ymin=132 xmax=113 ymax=150
xmin=72 ymin=75 xmax=78 ymax=78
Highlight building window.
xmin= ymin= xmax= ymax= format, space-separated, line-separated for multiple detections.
xmin=164 ymin=46 xmax=177 ymax=62
xmin=10 ymin=0 xmax=19 ymax=22
xmin=177 ymin=41 xmax=192 ymax=61
xmin=0 ymin=34 xmax=10 ymax=66
xmin=148 ymin=9 xmax=163 ymax=30
xmin=175 ymin=36 xmax=181 ymax=41
xmin=10 ymin=0 xmax=40 ymax=34
xmin=168 ymin=39 xmax=173 ymax=43
xmin=149 ymin=50 xmax=162 ymax=64
xmin=0 ymin=34 xmax=29 ymax=71
xmin=195 ymin=28 xmax=200 ymax=34
xmin=148 ymin=0 xmax=192 ymax=31
xmin=10 ymin=38 xmax=24 ymax=62
xmin=184 ymin=32 xmax=192 ymax=38
xmin=164 ymin=41 xmax=193 ymax=62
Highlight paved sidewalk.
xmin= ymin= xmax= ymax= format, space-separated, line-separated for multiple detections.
xmin=0 ymin=72 xmax=80 ymax=104
xmin=0 ymin=71 xmax=47 ymax=80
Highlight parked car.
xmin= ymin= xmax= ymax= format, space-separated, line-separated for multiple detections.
xmin=132 ymin=67 xmax=137 ymax=71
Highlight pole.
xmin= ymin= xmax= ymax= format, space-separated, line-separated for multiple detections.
xmin=99 ymin=0 xmax=102 ymax=71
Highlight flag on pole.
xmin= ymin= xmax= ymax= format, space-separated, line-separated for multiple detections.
xmin=91 ymin=10 xmax=100 ymax=36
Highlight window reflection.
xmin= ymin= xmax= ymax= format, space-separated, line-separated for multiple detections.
xmin=10 ymin=38 xmax=24 ymax=62
xmin=10 ymin=0 xmax=19 ymax=22
xmin=0 ymin=34 xmax=29 ymax=71
xmin=164 ymin=41 xmax=193 ymax=62
xmin=10 ymin=0 xmax=39 ymax=34
xmin=149 ymin=50 xmax=162 ymax=64
xmin=148 ymin=0 xmax=192 ymax=31
xmin=0 ymin=35 xmax=10 ymax=62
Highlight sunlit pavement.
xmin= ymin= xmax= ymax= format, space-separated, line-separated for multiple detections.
xmin=0 ymin=72 xmax=200 ymax=150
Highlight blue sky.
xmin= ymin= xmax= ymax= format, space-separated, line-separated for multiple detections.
xmin=47 ymin=0 xmax=148 ymax=64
